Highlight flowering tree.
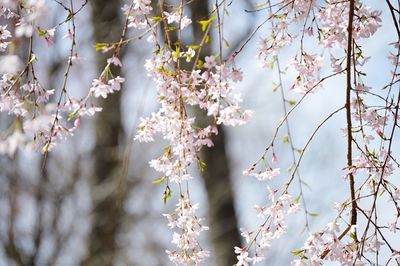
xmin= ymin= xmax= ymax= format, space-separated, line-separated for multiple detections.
xmin=0 ymin=0 xmax=399 ymax=265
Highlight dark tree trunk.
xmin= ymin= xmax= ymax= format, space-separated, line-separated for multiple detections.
xmin=83 ymin=1 xmax=125 ymax=265
xmin=189 ymin=2 xmax=242 ymax=265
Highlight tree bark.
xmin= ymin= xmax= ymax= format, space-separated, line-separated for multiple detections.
xmin=189 ymin=2 xmax=242 ymax=265
xmin=84 ymin=1 xmax=125 ymax=265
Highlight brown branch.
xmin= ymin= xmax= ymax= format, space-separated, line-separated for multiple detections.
xmin=284 ymin=106 xmax=345 ymax=193
xmin=346 ymin=0 xmax=357 ymax=234
xmin=386 ymin=0 xmax=400 ymax=39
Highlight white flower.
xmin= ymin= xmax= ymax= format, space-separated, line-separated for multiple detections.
xmin=108 ymin=76 xmax=125 ymax=92
xmin=180 ymin=16 xmax=191 ymax=29
xmin=185 ymin=48 xmax=195 ymax=62
xmin=235 ymin=247 xmax=251 ymax=266
xmin=90 ymin=77 xmax=124 ymax=98
xmin=90 ymin=79 xmax=109 ymax=98
xmin=0 ymin=25 xmax=11 ymax=40
xmin=204 ymin=56 xmax=216 ymax=69
xmin=163 ymin=11 xmax=191 ymax=29
xmin=249 ymin=168 xmax=280 ymax=181
xmin=240 ymin=228 xmax=252 ymax=243
xmin=107 ymin=56 xmax=122 ymax=67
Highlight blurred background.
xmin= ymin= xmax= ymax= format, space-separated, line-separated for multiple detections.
xmin=0 ymin=0 xmax=398 ymax=265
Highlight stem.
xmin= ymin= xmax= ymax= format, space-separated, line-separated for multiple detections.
xmin=346 ymin=0 xmax=357 ymax=230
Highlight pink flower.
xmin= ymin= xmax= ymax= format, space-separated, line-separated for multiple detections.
xmin=44 ymin=28 xmax=55 ymax=47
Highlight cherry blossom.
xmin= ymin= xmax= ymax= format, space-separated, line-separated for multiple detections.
xmin=0 ymin=0 xmax=398 ymax=265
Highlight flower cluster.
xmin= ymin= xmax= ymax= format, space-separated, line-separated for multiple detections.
xmin=244 ymin=0 xmax=399 ymax=265
xmin=0 ymin=25 xmax=11 ymax=52
xmin=290 ymin=53 xmax=323 ymax=94
xmin=243 ymin=167 xmax=280 ymax=182
xmin=317 ymin=1 xmax=382 ymax=48
xmin=135 ymin=41 xmax=251 ymax=262
xmin=90 ymin=76 xmax=125 ymax=99
xmin=164 ymin=195 xmax=210 ymax=265
xmin=136 ymin=49 xmax=251 ymax=184
xmin=0 ymin=1 xmax=131 ymax=155
xmin=257 ymin=0 xmax=382 ymax=94
xmin=0 ymin=0 xmax=398 ymax=264
xmin=122 ymin=0 xmax=152 ymax=30
xmin=15 ymin=0 xmax=47 ymax=38
xmin=235 ymin=189 xmax=301 ymax=265
xmin=163 ymin=11 xmax=192 ymax=30
xmin=291 ymin=224 xmax=363 ymax=265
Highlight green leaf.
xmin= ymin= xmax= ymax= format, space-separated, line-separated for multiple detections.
xmin=187 ymin=45 xmax=200 ymax=50
xmin=152 ymin=176 xmax=165 ymax=185
xmin=308 ymin=212 xmax=319 ymax=217
xmin=291 ymin=249 xmax=304 ymax=256
xmin=94 ymin=43 xmax=110 ymax=52
xmin=42 ymin=141 xmax=50 ymax=153
xmin=164 ymin=145 xmax=171 ymax=156
xmin=274 ymin=13 xmax=288 ymax=19
xmin=196 ymin=59 xmax=204 ymax=69
xmin=67 ymin=109 xmax=79 ymax=121
xmin=348 ymin=231 xmax=356 ymax=241
xmin=167 ymin=25 xmax=177 ymax=31
xmin=37 ymin=28 xmax=46 ymax=37
xmin=198 ymin=16 xmax=216 ymax=31
xmin=287 ymin=100 xmax=297 ymax=106
xmin=66 ymin=10 xmax=73 ymax=21
xmin=28 ymin=54 xmax=37 ymax=64
xmin=369 ymin=149 xmax=376 ymax=157
xmin=224 ymin=38 xmax=230 ymax=48
xmin=154 ymin=48 xmax=161 ymax=55
xmin=283 ymin=135 xmax=289 ymax=144
xmin=151 ymin=16 xmax=162 ymax=23
xmin=272 ymin=82 xmax=279 ymax=92
xmin=197 ymin=160 xmax=206 ymax=172
xmin=293 ymin=194 xmax=301 ymax=204
xmin=163 ymin=186 xmax=172 ymax=205
xmin=172 ymin=50 xmax=179 ymax=59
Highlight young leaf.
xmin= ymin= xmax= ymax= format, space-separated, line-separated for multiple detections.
xmin=283 ymin=135 xmax=289 ymax=144
xmin=272 ymin=82 xmax=280 ymax=92
xmin=163 ymin=186 xmax=172 ymax=205
xmin=198 ymin=16 xmax=216 ymax=31
xmin=196 ymin=59 xmax=204 ymax=69
xmin=152 ymin=176 xmax=165 ymax=185
xmin=291 ymin=249 xmax=304 ymax=256
xmin=187 ymin=45 xmax=200 ymax=50
xmin=94 ymin=43 xmax=109 ymax=52
xmin=224 ymin=38 xmax=231 ymax=48
xmin=293 ymin=194 xmax=301 ymax=204
xmin=197 ymin=159 xmax=207 ymax=172
xmin=37 ymin=28 xmax=46 ymax=37
xmin=67 ymin=109 xmax=79 ymax=121
xmin=151 ymin=16 xmax=162 ymax=23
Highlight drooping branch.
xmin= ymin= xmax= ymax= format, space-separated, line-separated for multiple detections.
xmin=345 ymin=0 xmax=358 ymax=233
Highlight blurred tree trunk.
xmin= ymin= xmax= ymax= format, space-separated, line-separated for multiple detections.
xmin=84 ymin=1 xmax=125 ymax=265
xmin=189 ymin=2 xmax=242 ymax=265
